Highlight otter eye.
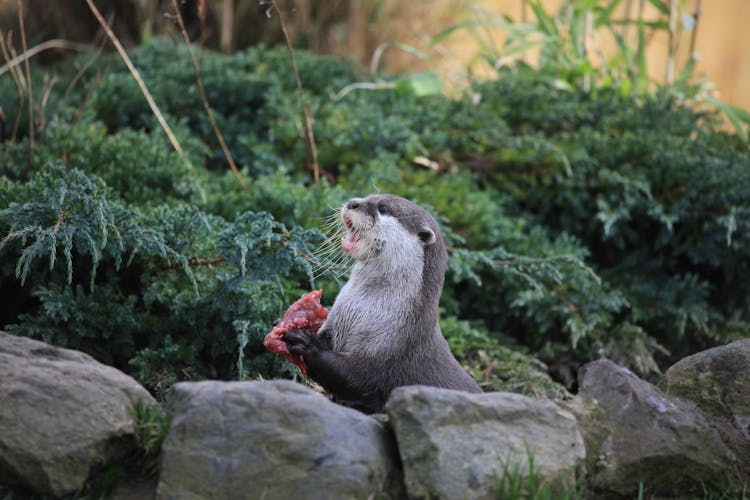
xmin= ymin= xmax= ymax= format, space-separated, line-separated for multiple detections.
xmin=378 ymin=204 xmax=391 ymax=215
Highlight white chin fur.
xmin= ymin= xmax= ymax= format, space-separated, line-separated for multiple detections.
xmin=341 ymin=209 xmax=373 ymax=260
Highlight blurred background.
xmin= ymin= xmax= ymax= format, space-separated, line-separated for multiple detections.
xmin=1 ymin=0 xmax=748 ymax=110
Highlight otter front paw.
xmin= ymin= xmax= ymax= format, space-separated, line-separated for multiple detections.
xmin=283 ymin=328 xmax=319 ymax=357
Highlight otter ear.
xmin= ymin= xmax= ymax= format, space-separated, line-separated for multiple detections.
xmin=418 ymin=227 xmax=436 ymax=246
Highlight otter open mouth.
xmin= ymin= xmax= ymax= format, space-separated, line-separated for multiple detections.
xmin=341 ymin=212 xmax=361 ymax=254
xmin=342 ymin=231 xmax=360 ymax=254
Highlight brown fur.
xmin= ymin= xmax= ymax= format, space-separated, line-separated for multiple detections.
xmin=284 ymin=194 xmax=481 ymax=413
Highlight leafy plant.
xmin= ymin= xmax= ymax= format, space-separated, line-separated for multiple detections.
xmin=131 ymin=400 xmax=171 ymax=475
xmin=496 ymin=446 xmax=580 ymax=499
xmin=0 ymin=38 xmax=747 ymax=398
xmin=433 ymin=0 xmax=750 ymax=139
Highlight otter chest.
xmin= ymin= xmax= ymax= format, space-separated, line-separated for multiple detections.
xmin=325 ymin=279 xmax=421 ymax=355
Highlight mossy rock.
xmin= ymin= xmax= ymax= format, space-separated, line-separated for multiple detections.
xmin=662 ymin=339 xmax=750 ymax=419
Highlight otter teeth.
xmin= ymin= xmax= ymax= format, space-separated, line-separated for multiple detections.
xmin=342 ymin=231 xmax=360 ymax=254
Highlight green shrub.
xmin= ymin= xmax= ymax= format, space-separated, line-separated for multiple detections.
xmin=0 ymin=161 xmax=323 ymax=397
xmin=0 ymin=40 xmax=747 ymax=396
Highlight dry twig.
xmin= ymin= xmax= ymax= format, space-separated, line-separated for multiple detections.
xmin=61 ymin=29 xmax=108 ymax=102
xmin=38 ymin=74 xmax=59 ymax=132
xmin=85 ymin=0 xmax=193 ymax=169
xmin=170 ymin=0 xmax=248 ymax=191
xmin=0 ymin=38 xmax=92 ymax=77
xmin=268 ymin=0 xmax=321 ymax=186
xmin=0 ymin=30 xmax=26 ymax=141
xmin=18 ymin=0 xmax=33 ymax=166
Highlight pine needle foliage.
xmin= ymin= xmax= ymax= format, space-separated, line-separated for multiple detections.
xmin=1 ymin=39 xmax=748 ymax=396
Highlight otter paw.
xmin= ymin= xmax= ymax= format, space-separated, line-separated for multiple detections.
xmin=283 ymin=328 xmax=316 ymax=356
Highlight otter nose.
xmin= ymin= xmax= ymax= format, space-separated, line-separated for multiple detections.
xmin=347 ymin=200 xmax=360 ymax=210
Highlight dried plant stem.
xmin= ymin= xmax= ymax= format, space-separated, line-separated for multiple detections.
xmin=332 ymin=81 xmax=396 ymax=102
xmin=621 ymin=0 xmax=633 ymax=39
xmin=220 ymin=0 xmax=234 ymax=52
xmin=85 ymin=0 xmax=193 ymax=169
xmin=269 ymin=0 xmax=321 ymax=186
xmin=61 ymin=35 xmax=106 ymax=104
xmin=0 ymin=38 xmax=92 ymax=77
xmin=666 ymin=0 xmax=677 ymax=84
xmin=0 ymin=30 xmax=26 ymax=141
xmin=39 ymin=74 xmax=59 ymax=132
xmin=688 ymin=0 xmax=702 ymax=57
xmin=582 ymin=10 xmax=592 ymax=92
xmin=17 ymin=0 xmax=33 ymax=166
xmin=72 ymin=70 xmax=102 ymax=127
xmin=171 ymin=0 xmax=247 ymax=190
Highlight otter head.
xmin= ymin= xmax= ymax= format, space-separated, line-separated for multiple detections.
xmin=340 ymin=194 xmax=441 ymax=264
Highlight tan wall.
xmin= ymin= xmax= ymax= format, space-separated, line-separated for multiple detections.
xmin=683 ymin=0 xmax=750 ymax=109
xmin=3 ymin=1 xmax=746 ymax=110
xmin=353 ymin=0 xmax=750 ymax=111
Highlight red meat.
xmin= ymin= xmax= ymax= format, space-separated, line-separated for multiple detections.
xmin=264 ymin=290 xmax=328 ymax=376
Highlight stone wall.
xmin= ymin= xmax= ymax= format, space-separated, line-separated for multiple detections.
xmin=1 ymin=331 xmax=748 ymax=498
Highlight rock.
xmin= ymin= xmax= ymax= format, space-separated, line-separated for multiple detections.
xmin=662 ymin=339 xmax=750 ymax=479
xmin=663 ymin=338 xmax=750 ymax=423
xmin=573 ymin=358 xmax=738 ymax=497
xmin=156 ymin=380 xmax=404 ymax=500
xmin=0 ymin=331 xmax=156 ymax=497
xmin=385 ymin=385 xmax=585 ymax=500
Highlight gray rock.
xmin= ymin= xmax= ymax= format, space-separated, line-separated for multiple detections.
xmin=0 ymin=331 xmax=156 ymax=497
xmin=573 ymin=358 xmax=738 ymax=497
xmin=385 ymin=385 xmax=585 ymax=500
xmin=662 ymin=339 xmax=750 ymax=479
xmin=156 ymin=380 xmax=404 ymax=500
xmin=663 ymin=338 xmax=750 ymax=421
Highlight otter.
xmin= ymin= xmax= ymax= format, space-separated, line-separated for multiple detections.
xmin=283 ymin=194 xmax=481 ymax=413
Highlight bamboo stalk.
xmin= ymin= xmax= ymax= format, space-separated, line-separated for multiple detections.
xmin=622 ymin=0 xmax=633 ymax=40
xmin=582 ymin=10 xmax=592 ymax=92
xmin=85 ymin=0 xmax=193 ymax=169
xmin=688 ymin=0 xmax=702 ymax=58
xmin=666 ymin=0 xmax=677 ymax=84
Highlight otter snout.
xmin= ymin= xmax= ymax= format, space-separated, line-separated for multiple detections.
xmin=341 ymin=198 xmax=371 ymax=257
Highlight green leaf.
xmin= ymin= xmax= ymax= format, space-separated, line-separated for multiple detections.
xmin=636 ymin=20 xmax=649 ymax=93
xmin=396 ymin=72 xmax=443 ymax=96
xmin=705 ymin=97 xmax=750 ymax=142
xmin=503 ymin=38 xmax=550 ymax=58
xmin=526 ymin=0 xmax=559 ymax=37
xmin=432 ymin=19 xmax=502 ymax=45
xmin=594 ymin=0 xmax=623 ymax=27
xmin=647 ymin=0 xmax=670 ymax=15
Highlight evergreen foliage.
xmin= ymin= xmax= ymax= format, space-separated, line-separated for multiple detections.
xmin=1 ymin=39 xmax=748 ymax=398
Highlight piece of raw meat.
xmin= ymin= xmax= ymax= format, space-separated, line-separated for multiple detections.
xmin=264 ymin=290 xmax=328 ymax=376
